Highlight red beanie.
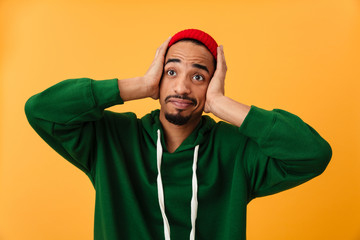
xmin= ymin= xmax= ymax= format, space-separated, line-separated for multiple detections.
xmin=168 ymin=29 xmax=218 ymax=60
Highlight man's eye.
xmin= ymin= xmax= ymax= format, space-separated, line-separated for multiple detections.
xmin=167 ymin=70 xmax=176 ymax=76
xmin=193 ymin=75 xmax=204 ymax=81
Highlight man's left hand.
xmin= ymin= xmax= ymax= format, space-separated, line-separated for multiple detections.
xmin=204 ymin=45 xmax=250 ymax=127
xmin=204 ymin=45 xmax=227 ymax=113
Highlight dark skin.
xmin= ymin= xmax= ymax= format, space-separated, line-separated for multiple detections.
xmin=117 ymin=37 xmax=250 ymax=152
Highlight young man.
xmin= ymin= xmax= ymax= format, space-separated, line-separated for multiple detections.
xmin=25 ymin=29 xmax=332 ymax=240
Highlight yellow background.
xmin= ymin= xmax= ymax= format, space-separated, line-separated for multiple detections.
xmin=1 ymin=0 xmax=359 ymax=239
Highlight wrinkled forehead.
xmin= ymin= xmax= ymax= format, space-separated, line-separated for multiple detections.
xmin=165 ymin=40 xmax=216 ymax=72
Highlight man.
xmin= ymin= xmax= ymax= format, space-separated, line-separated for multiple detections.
xmin=25 ymin=29 xmax=332 ymax=240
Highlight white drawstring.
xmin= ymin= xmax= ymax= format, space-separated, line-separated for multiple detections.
xmin=190 ymin=145 xmax=199 ymax=240
xmin=157 ymin=130 xmax=171 ymax=240
xmin=156 ymin=129 xmax=200 ymax=240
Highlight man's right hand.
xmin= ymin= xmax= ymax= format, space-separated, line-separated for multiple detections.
xmin=117 ymin=37 xmax=171 ymax=102
xmin=144 ymin=36 xmax=172 ymax=99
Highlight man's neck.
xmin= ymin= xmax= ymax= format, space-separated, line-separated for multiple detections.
xmin=159 ymin=112 xmax=200 ymax=153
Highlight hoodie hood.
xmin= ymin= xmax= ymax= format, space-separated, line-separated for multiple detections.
xmin=141 ymin=109 xmax=216 ymax=152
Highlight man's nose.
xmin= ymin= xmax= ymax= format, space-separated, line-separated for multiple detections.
xmin=174 ymin=75 xmax=191 ymax=95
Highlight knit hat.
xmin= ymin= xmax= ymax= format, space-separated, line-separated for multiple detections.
xmin=168 ymin=29 xmax=218 ymax=60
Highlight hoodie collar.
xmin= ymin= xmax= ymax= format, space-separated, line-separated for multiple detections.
xmin=141 ymin=109 xmax=215 ymax=153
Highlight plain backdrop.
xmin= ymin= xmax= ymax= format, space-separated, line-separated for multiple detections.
xmin=1 ymin=0 xmax=359 ymax=239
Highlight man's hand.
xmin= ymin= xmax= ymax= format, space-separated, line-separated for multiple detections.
xmin=118 ymin=37 xmax=171 ymax=101
xmin=204 ymin=45 xmax=251 ymax=127
xmin=144 ymin=37 xmax=172 ymax=99
xmin=204 ymin=45 xmax=227 ymax=113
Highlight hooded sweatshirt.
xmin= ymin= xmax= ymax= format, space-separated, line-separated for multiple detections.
xmin=25 ymin=78 xmax=332 ymax=240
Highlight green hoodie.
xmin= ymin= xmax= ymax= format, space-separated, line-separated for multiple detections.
xmin=25 ymin=78 xmax=332 ymax=240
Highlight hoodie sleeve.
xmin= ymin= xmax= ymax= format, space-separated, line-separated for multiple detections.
xmin=25 ymin=78 xmax=123 ymax=180
xmin=239 ymin=106 xmax=332 ymax=200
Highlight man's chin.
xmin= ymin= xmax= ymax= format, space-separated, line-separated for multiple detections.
xmin=164 ymin=112 xmax=192 ymax=126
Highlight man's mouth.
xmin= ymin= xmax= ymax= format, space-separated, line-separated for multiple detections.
xmin=168 ymin=99 xmax=194 ymax=109
xmin=165 ymin=95 xmax=197 ymax=109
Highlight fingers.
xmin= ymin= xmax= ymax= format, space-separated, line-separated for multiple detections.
xmin=144 ymin=37 xmax=172 ymax=96
xmin=216 ymin=45 xmax=227 ymax=73
xmin=155 ymin=36 xmax=172 ymax=59
xmin=212 ymin=45 xmax=227 ymax=80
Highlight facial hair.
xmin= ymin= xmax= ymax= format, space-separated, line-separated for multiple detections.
xmin=165 ymin=111 xmax=192 ymax=125
xmin=164 ymin=94 xmax=197 ymax=126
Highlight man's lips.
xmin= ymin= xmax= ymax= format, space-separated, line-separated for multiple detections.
xmin=168 ymin=99 xmax=194 ymax=109
xmin=165 ymin=95 xmax=197 ymax=109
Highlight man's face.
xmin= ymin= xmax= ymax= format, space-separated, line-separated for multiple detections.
xmin=159 ymin=40 xmax=215 ymax=126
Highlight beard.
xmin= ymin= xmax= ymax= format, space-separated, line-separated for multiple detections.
xmin=165 ymin=111 xmax=192 ymax=126
xmin=163 ymin=94 xmax=197 ymax=125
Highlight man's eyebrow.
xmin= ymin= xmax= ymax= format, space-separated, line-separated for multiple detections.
xmin=165 ymin=58 xmax=210 ymax=74
xmin=165 ymin=58 xmax=181 ymax=65
xmin=192 ymin=63 xmax=209 ymax=73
